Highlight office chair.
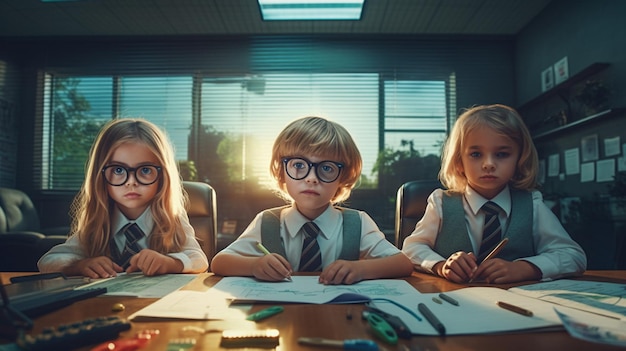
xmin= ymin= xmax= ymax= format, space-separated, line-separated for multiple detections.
xmin=0 ymin=188 xmax=68 ymax=271
xmin=0 ymin=184 xmax=217 ymax=271
xmin=394 ymin=180 xmax=442 ymax=249
xmin=182 ymin=181 xmax=218 ymax=265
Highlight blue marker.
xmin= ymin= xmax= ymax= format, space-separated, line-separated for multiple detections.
xmin=298 ymin=337 xmax=379 ymax=350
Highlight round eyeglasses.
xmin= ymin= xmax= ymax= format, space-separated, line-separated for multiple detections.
xmin=102 ymin=164 xmax=162 ymax=186
xmin=282 ymin=157 xmax=343 ymax=183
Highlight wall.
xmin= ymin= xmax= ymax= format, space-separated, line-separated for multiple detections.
xmin=516 ymin=0 xmax=626 ymax=108
xmin=515 ymin=0 xmax=626 ymax=269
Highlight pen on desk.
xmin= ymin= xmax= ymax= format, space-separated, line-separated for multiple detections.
xmin=469 ymin=238 xmax=509 ymax=283
xmin=496 ymin=301 xmax=533 ymax=317
xmin=255 ymin=241 xmax=292 ymax=282
xmin=418 ymin=303 xmax=446 ymax=336
xmin=438 ymin=293 xmax=459 ymax=306
xmin=246 ymin=305 xmax=285 ymax=321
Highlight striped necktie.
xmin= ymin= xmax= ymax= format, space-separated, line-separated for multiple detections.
xmin=477 ymin=201 xmax=502 ymax=263
xmin=299 ymin=222 xmax=323 ymax=272
xmin=112 ymin=222 xmax=144 ymax=268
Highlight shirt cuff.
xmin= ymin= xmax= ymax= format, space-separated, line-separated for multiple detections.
xmin=168 ymin=252 xmax=193 ymax=272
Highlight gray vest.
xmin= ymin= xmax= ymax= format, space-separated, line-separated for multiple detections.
xmin=260 ymin=206 xmax=361 ymax=261
xmin=434 ymin=189 xmax=535 ymax=260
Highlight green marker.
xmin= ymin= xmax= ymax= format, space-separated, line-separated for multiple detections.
xmin=246 ymin=306 xmax=284 ymax=321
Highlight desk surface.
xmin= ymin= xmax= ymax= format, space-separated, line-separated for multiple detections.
xmin=1 ymin=271 xmax=625 ymax=351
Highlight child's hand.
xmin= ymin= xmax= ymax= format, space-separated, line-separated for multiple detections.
xmin=72 ymin=256 xmax=123 ymax=279
xmin=436 ymin=251 xmax=478 ymax=283
xmin=252 ymin=254 xmax=293 ymax=281
xmin=126 ymin=249 xmax=184 ymax=276
xmin=318 ymin=260 xmax=363 ymax=285
xmin=472 ymin=259 xmax=541 ymax=284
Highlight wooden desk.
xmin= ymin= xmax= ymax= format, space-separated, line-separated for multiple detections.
xmin=1 ymin=271 xmax=625 ymax=351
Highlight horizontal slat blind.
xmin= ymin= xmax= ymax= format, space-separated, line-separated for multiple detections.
xmin=22 ymin=35 xmax=514 ymax=231
xmin=201 ymin=73 xmax=379 ymax=188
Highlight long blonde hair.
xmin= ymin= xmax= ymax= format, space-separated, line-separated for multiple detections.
xmin=270 ymin=116 xmax=362 ymax=204
xmin=71 ymin=118 xmax=188 ymax=257
xmin=439 ymin=104 xmax=538 ymax=193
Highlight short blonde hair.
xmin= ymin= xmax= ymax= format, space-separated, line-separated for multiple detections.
xmin=439 ymin=104 xmax=538 ymax=192
xmin=270 ymin=116 xmax=362 ymax=203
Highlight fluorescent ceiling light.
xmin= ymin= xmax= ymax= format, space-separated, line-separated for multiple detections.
xmin=258 ymin=0 xmax=364 ymax=21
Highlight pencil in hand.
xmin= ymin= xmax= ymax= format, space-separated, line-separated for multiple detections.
xmin=480 ymin=238 xmax=509 ymax=263
xmin=256 ymin=241 xmax=292 ymax=281
xmin=256 ymin=241 xmax=272 ymax=255
xmin=469 ymin=238 xmax=509 ymax=283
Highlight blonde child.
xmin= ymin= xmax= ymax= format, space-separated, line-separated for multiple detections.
xmin=402 ymin=104 xmax=586 ymax=284
xmin=211 ymin=116 xmax=413 ymax=284
xmin=38 ymin=118 xmax=208 ymax=278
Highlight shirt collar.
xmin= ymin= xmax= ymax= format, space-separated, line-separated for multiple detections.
xmin=111 ymin=206 xmax=154 ymax=236
xmin=283 ymin=204 xmax=337 ymax=239
xmin=465 ymin=185 xmax=512 ymax=216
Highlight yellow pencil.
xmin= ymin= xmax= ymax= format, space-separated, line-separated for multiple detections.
xmin=496 ymin=301 xmax=533 ymax=317
xmin=256 ymin=241 xmax=272 ymax=255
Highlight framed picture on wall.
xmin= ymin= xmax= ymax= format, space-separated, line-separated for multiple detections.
xmin=554 ymin=56 xmax=569 ymax=85
xmin=581 ymin=134 xmax=599 ymax=162
xmin=541 ymin=66 xmax=554 ymax=92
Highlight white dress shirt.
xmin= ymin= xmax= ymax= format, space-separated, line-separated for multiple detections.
xmin=38 ymin=206 xmax=208 ymax=273
xmin=402 ymin=186 xmax=587 ymax=280
xmin=218 ymin=204 xmax=402 ymax=271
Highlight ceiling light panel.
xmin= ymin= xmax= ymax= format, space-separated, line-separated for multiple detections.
xmin=258 ymin=0 xmax=365 ymax=21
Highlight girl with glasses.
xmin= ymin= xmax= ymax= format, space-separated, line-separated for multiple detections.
xmin=38 ymin=118 xmax=208 ymax=278
xmin=211 ymin=116 xmax=413 ymax=285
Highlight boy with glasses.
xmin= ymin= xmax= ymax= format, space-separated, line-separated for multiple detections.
xmin=211 ymin=116 xmax=413 ymax=285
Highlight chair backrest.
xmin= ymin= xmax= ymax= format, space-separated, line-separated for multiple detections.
xmin=182 ymin=181 xmax=218 ymax=264
xmin=0 ymin=187 xmax=68 ymax=272
xmin=0 ymin=187 xmax=41 ymax=234
xmin=394 ymin=180 xmax=442 ymax=249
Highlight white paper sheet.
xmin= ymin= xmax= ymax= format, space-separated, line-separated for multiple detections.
xmin=509 ymin=279 xmax=626 ymax=320
xmin=77 ymin=272 xmax=197 ymax=298
xmin=129 ymin=289 xmax=248 ymax=320
xmin=210 ymin=276 xmax=418 ymax=304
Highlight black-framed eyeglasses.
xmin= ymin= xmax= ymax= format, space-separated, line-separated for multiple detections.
xmin=102 ymin=164 xmax=162 ymax=186
xmin=282 ymin=157 xmax=343 ymax=183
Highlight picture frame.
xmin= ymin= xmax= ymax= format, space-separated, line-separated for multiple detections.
xmin=554 ymin=56 xmax=569 ymax=85
xmin=541 ymin=66 xmax=554 ymax=92
xmin=581 ymin=134 xmax=599 ymax=162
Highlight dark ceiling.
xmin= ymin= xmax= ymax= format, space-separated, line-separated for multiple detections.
xmin=0 ymin=0 xmax=552 ymax=38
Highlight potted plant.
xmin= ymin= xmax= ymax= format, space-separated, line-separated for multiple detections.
xmin=575 ymin=79 xmax=610 ymax=116
xmin=177 ymin=160 xmax=198 ymax=181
